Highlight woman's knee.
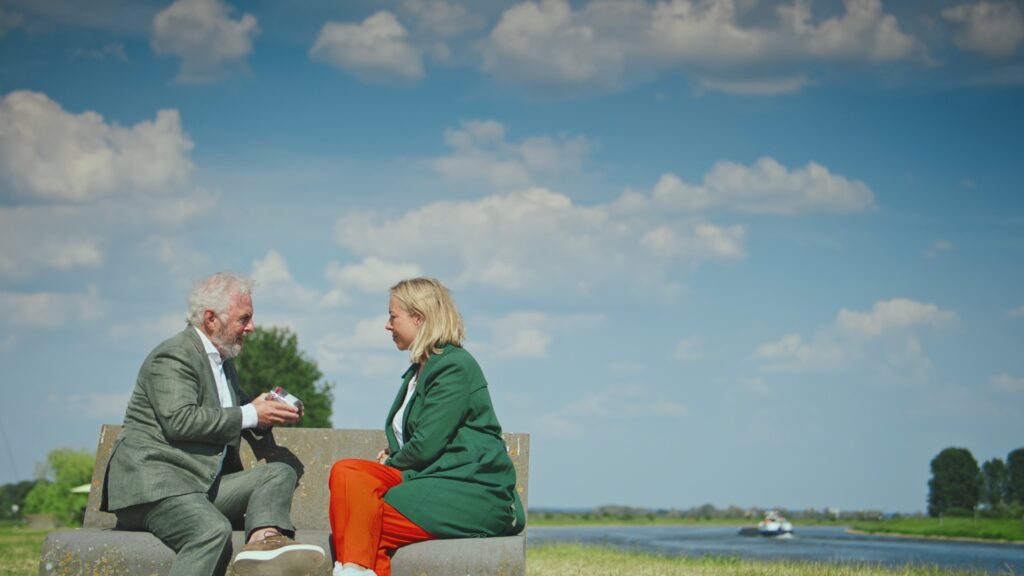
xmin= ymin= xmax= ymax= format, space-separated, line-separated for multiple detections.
xmin=329 ymin=459 xmax=367 ymax=488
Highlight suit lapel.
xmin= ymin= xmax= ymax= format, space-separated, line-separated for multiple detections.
xmin=224 ymin=360 xmax=241 ymax=406
xmin=184 ymin=326 xmax=220 ymax=407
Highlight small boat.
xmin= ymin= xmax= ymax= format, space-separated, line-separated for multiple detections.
xmin=757 ymin=510 xmax=793 ymax=537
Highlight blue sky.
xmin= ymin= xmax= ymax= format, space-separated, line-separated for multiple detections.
xmin=1 ymin=0 xmax=1022 ymax=514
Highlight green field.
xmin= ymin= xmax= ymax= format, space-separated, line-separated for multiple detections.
xmin=851 ymin=516 xmax=1024 ymax=542
xmin=0 ymin=527 xmax=996 ymax=576
xmin=0 ymin=527 xmax=48 ymax=576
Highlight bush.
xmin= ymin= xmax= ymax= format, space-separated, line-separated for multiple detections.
xmin=942 ymin=507 xmax=973 ymax=518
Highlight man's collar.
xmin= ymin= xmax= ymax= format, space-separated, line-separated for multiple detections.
xmin=193 ymin=326 xmax=223 ymax=365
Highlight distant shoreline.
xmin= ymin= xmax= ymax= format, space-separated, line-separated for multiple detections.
xmin=528 ymin=518 xmax=1024 ymax=545
xmin=844 ymin=527 xmax=1024 ymax=546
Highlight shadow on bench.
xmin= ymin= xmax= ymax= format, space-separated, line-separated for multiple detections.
xmin=39 ymin=425 xmax=529 ymax=576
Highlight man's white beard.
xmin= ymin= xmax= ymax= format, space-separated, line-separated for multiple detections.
xmin=211 ymin=326 xmax=243 ymax=359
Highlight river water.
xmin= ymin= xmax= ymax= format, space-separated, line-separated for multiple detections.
xmin=528 ymin=525 xmax=1024 ymax=574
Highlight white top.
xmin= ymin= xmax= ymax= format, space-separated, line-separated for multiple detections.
xmin=391 ymin=374 xmax=418 ymax=448
xmin=194 ymin=327 xmax=257 ymax=429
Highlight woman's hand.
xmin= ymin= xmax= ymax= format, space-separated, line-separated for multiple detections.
xmin=376 ymin=449 xmax=390 ymax=465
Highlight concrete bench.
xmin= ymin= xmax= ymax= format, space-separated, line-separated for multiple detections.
xmin=39 ymin=424 xmax=529 ymax=576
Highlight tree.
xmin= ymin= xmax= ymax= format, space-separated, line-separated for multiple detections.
xmin=0 ymin=480 xmax=36 ymax=520
xmin=1006 ymin=448 xmax=1024 ymax=506
xmin=22 ymin=448 xmax=94 ymax=526
xmin=980 ymin=458 xmax=1006 ymax=510
xmin=927 ymin=447 xmax=980 ymax=517
xmin=236 ymin=326 xmax=334 ymax=428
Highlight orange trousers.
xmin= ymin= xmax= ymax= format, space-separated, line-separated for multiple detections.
xmin=328 ymin=459 xmax=434 ymax=576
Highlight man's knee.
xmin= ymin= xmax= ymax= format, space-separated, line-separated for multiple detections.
xmin=265 ymin=461 xmax=298 ymax=487
xmin=195 ymin=514 xmax=234 ymax=546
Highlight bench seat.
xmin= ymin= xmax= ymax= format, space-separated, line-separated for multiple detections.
xmin=39 ymin=529 xmax=526 ymax=576
xmin=39 ymin=425 xmax=529 ymax=576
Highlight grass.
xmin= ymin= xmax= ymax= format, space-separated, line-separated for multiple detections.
xmin=851 ymin=517 xmax=1024 ymax=543
xmin=0 ymin=525 xmax=1011 ymax=576
xmin=527 ymin=543 xmax=990 ymax=576
xmin=0 ymin=526 xmax=48 ymax=576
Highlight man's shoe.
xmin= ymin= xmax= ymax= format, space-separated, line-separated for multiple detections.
xmin=233 ymin=534 xmax=325 ymax=576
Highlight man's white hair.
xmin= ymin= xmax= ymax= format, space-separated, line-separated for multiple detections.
xmin=186 ymin=272 xmax=254 ymax=328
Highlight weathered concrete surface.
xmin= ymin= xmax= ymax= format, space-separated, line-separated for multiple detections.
xmin=39 ymin=529 xmax=525 ymax=576
xmin=48 ymin=425 xmax=529 ymax=576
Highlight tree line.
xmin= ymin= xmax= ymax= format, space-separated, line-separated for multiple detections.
xmin=928 ymin=446 xmax=1024 ymax=518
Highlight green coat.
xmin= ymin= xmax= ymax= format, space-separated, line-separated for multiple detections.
xmin=383 ymin=344 xmax=525 ymax=538
xmin=101 ymin=327 xmax=256 ymax=512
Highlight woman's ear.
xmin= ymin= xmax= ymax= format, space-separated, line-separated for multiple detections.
xmin=413 ymin=313 xmax=424 ymax=326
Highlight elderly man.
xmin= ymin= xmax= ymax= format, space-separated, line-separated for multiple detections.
xmin=101 ymin=272 xmax=325 ymax=576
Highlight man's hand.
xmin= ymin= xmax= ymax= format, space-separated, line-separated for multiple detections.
xmin=376 ymin=449 xmax=390 ymax=465
xmin=250 ymin=393 xmax=301 ymax=428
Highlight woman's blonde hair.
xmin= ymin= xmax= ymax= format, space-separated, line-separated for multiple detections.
xmin=391 ymin=277 xmax=464 ymax=364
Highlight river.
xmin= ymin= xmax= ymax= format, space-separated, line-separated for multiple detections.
xmin=528 ymin=524 xmax=1024 ymax=574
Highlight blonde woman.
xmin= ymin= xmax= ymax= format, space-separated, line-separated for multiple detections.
xmin=327 ymin=278 xmax=524 ymax=576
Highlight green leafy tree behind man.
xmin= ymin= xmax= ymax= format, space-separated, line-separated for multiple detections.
xmin=927 ymin=447 xmax=981 ymax=517
xmin=23 ymin=448 xmax=94 ymax=526
xmin=236 ymin=326 xmax=334 ymax=428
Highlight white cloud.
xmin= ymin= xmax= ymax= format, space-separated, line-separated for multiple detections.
xmin=674 ymin=337 xmax=702 ymax=361
xmin=698 ymin=75 xmax=811 ymax=95
xmin=0 ymin=285 xmax=103 ymax=329
xmin=431 ymin=119 xmax=591 ymax=189
xmin=251 ymin=250 xmax=321 ymax=308
xmin=943 ymin=1 xmax=1024 ymax=58
xmin=925 ymin=239 xmax=953 ymax=260
xmin=481 ymin=0 xmax=924 ymax=95
xmin=400 ymin=0 xmax=484 ymax=39
xmin=108 ymin=312 xmax=185 ymax=346
xmin=778 ymin=0 xmax=922 ymax=62
xmin=649 ymin=157 xmax=875 ymax=214
xmin=755 ymin=298 xmax=956 ymax=375
xmin=486 ymin=312 xmax=552 ymax=358
xmin=484 ymin=0 xmax=636 ymax=92
xmin=151 ymin=0 xmax=259 ymax=83
xmin=571 ymin=382 xmax=688 ymax=418
xmin=992 ymin=373 xmax=1024 ymax=393
xmin=535 ymin=411 xmax=585 ymax=438
xmin=311 ymin=11 xmax=424 ymax=82
xmin=836 ymin=298 xmax=956 ymax=338
xmin=325 ymin=257 xmax=422 ymax=304
xmin=754 ymin=332 xmax=845 ymax=371
xmin=72 ymin=42 xmax=128 ymax=62
xmin=335 ymin=186 xmax=744 ymax=295
xmin=0 ymin=194 xmax=213 ymax=278
xmin=143 ymin=236 xmax=210 ymax=279
xmin=315 ymin=316 xmax=403 ymax=377
xmin=1006 ymin=305 xmax=1024 ymax=319
xmin=477 ymin=311 xmax=602 ymax=359
xmin=0 ymin=90 xmax=194 ymax=202
xmin=0 ymin=207 xmax=104 ymax=276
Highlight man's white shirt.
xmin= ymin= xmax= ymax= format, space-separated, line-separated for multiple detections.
xmin=194 ymin=326 xmax=258 ymax=430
